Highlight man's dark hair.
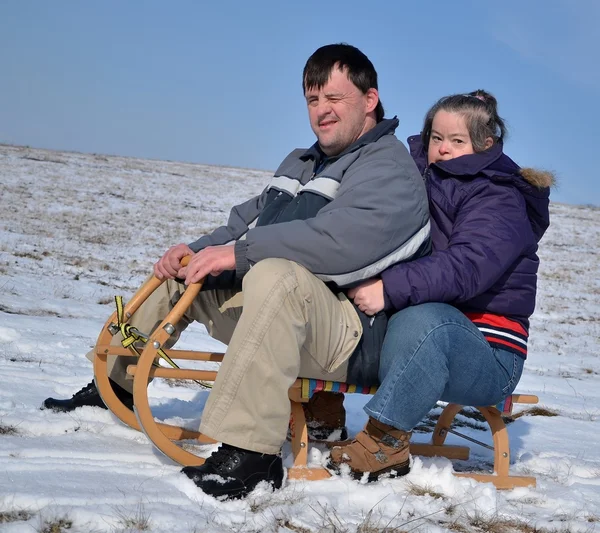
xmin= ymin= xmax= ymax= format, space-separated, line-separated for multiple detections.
xmin=303 ymin=43 xmax=385 ymax=122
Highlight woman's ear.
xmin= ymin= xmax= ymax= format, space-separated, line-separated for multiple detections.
xmin=484 ymin=137 xmax=494 ymax=150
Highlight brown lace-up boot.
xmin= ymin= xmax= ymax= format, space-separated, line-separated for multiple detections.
xmin=303 ymin=391 xmax=348 ymax=442
xmin=328 ymin=417 xmax=411 ymax=481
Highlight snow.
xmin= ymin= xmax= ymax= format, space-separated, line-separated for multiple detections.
xmin=1 ymin=143 xmax=599 ymax=532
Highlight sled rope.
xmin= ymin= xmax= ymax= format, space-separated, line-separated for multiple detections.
xmin=114 ymin=296 xmax=213 ymax=389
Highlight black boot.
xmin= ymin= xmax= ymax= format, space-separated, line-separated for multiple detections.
xmin=181 ymin=443 xmax=284 ymax=500
xmin=42 ymin=379 xmax=133 ymax=412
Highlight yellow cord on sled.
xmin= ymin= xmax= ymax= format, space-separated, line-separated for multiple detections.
xmin=114 ymin=295 xmax=213 ymax=389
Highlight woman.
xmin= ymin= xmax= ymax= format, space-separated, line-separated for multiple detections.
xmin=329 ymin=90 xmax=553 ymax=479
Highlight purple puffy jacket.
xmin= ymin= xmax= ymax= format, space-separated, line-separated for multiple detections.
xmin=380 ymin=135 xmax=553 ymax=357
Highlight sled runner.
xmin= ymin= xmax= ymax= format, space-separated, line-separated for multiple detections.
xmin=93 ymin=262 xmax=538 ymax=490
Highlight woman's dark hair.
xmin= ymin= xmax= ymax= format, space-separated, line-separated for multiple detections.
xmin=302 ymin=43 xmax=385 ymax=122
xmin=421 ymin=89 xmax=507 ymax=152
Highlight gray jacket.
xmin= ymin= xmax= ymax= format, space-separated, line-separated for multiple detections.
xmin=190 ymin=118 xmax=430 ymax=385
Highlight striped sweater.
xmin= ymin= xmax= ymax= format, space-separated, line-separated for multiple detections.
xmin=465 ymin=312 xmax=528 ymax=358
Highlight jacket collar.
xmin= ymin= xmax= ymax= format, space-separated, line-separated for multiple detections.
xmin=407 ymin=134 xmax=520 ymax=179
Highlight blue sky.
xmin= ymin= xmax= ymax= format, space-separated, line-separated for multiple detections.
xmin=1 ymin=0 xmax=598 ymax=206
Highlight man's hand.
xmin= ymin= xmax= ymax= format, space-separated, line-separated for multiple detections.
xmin=154 ymin=244 xmax=194 ymax=280
xmin=348 ymin=279 xmax=385 ymax=316
xmin=178 ymin=245 xmax=236 ymax=285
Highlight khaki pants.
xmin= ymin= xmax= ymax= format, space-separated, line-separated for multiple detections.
xmin=89 ymin=258 xmax=362 ymax=454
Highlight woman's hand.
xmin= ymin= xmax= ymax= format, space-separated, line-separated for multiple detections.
xmin=348 ymin=279 xmax=385 ymax=316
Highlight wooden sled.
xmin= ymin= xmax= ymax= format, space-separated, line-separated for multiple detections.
xmin=289 ymin=379 xmax=538 ymax=489
xmin=93 ymin=267 xmax=538 ymax=490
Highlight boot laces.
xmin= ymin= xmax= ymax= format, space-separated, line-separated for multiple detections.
xmin=205 ymin=446 xmax=240 ymax=471
xmin=73 ymin=381 xmax=97 ymax=399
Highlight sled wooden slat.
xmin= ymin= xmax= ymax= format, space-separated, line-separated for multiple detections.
xmin=93 ymin=265 xmax=538 ymax=489
xmin=126 ymin=366 xmax=218 ymax=381
xmin=409 ymin=443 xmax=470 ymax=460
xmin=96 ymin=345 xmax=224 ymax=362
xmin=454 ymin=473 xmax=536 ymax=489
xmin=511 ymin=395 xmax=538 ymax=403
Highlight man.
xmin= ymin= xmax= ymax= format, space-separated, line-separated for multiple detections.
xmin=44 ymin=43 xmax=430 ymax=499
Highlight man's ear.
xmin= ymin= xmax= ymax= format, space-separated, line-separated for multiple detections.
xmin=365 ymin=88 xmax=379 ymax=114
xmin=484 ymin=137 xmax=494 ymax=150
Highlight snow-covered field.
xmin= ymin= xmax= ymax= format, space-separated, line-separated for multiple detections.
xmin=0 ymin=143 xmax=599 ymax=533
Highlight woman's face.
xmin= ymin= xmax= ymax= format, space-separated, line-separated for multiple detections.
xmin=427 ymin=110 xmax=475 ymax=165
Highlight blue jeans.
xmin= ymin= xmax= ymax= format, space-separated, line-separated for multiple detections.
xmin=364 ymin=303 xmax=524 ymax=431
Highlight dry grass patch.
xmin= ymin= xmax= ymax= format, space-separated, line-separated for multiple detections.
xmin=414 ymin=407 xmax=490 ymax=433
xmin=113 ymin=502 xmax=151 ymax=532
xmin=511 ymin=406 xmax=560 ymax=420
xmin=447 ymin=521 xmax=471 ymax=533
xmin=274 ymin=519 xmax=312 ymax=533
xmin=0 ymin=509 xmax=34 ymax=523
xmin=453 ymin=512 xmax=585 ymax=533
xmin=22 ymin=154 xmax=67 ymax=165
xmin=305 ymin=500 xmax=442 ymax=533
xmin=39 ymin=517 xmax=73 ymax=533
xmin=406 ymin=481 xmax=445 ymax=500
xmin=8 ymin=354 xmax=38 ymax=363
xmin=412 ymin=412 xmax=438 ymax=433
xmin=466 ymin=514 xmax=535 ymax=533
xmin=354 ymin=507 xmax=409 ymax=533
xmin=14 ymin=251 xmax=44 ymax=261
xmin=0 ymin=422 xmax=19 ymax=436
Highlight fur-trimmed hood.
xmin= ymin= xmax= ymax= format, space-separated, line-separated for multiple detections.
xmin=520 ymin=168 xmax=555 ymax=189
xmin=489 ymin=162 xmax=553 ymax=241
xmin=512 ymin=167 xmax=554 ymax=240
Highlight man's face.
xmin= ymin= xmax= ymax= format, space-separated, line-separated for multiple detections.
xmin=305 ymin=67 xmax=378 ymax=157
